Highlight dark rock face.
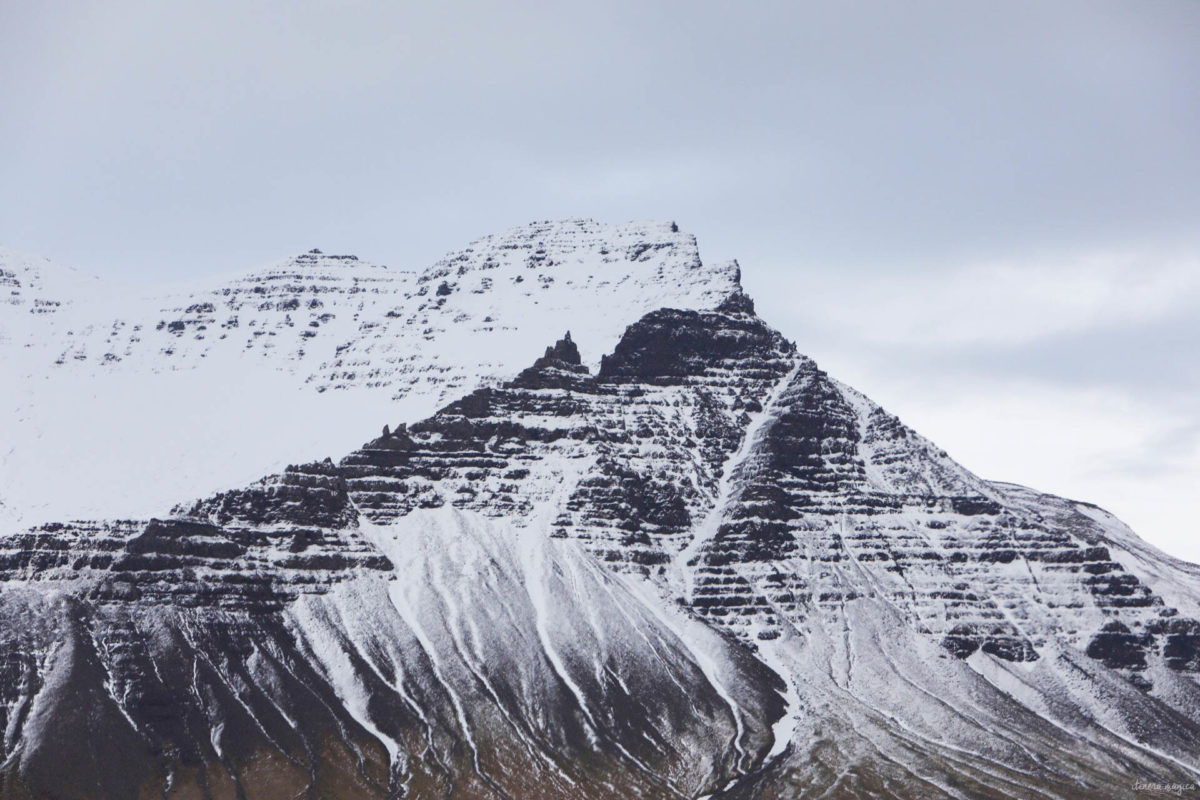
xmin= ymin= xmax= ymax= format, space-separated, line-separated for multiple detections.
xmin=1150 ymin=617 xmax=1200 ymax=671
xmin=942 ymin=623 xmax=1041 ymax=662
xmin=1086 ymin=621 xmax=1153 ymax=670
xmin=1 ymin=498 xmax=389 ymax=614
xmin=178 ymin=459 xmax=357 ymax=529
xmin=510 ymin=332 xmax=592 ymax=391
xmin=2 ymin=294 xmax=1200 ymax=799
xmin=536 ymin=330 xmax=582 ymax=367
xmin=599 ymin=307 xmax=793 ymax=383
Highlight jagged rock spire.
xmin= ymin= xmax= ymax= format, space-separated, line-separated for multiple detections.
xmin=509 ymin=331 xmax=591 ymax=390
xmin=532 ymin=331 xmax=582 ymax=369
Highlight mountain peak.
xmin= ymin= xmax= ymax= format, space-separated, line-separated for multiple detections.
xmin=0 ymin=219 xmax=739 ymax=530
xmin=3 ymin=222 xmax=1200 ymax=799
xmin=287 ymin=249 xmax=365 ymax=268
xmin=416 ymin=218 xmax=706 ymax=286
xmin=534 ymin=331 xmax=582 ymax=367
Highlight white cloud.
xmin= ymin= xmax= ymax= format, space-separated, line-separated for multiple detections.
xmin=770 ymin=248 xmax=1200 ymax=348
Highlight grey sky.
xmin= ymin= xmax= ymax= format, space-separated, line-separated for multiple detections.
xmin=3 ymin=1 xmax=1198 ymax=558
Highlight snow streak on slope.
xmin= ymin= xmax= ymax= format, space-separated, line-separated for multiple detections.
xmin=0 ymin=503 xmax=783 ymax=798
xmin=670 ymin=358 xmax=804 ymax=604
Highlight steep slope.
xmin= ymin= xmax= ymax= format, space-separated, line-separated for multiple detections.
xmin=0 ymin=221 xmax=738 ymax=530
xmin=2 ymin=225 xmax=1198 ymax=798
xmin=0 ymin=472 xmax=781 ymax=799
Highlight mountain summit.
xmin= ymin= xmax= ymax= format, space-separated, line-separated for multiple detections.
xmin=1 ymin=223 xmax=1198 ymax=799
xmin=0 ymin=220 xmax=738 ymax=530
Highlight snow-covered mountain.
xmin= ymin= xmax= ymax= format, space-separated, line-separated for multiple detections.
xmin=0 ymin=220 xmax=737 ymax=529
xmin=1 ymin=221 xmax=1198 ymax=799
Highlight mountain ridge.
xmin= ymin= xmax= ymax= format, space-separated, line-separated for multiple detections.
xmin=0 ymin=219 xmax=738 ymax=532
xmin=2 ymin=222 xmax=1198 ymax=798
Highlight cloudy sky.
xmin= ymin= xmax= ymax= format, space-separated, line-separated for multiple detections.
xmin=3 ymin=1 xmax=1198 ymax=559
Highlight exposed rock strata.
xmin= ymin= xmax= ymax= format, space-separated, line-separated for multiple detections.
xmin=1 ymin=229 xmax=1199 ymax=799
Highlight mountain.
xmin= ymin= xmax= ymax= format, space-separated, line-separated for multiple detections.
xmin=0 ymin=221 xmax=737 ymax=530
xmin=1 ymin=222 xmax=1198 ymax=799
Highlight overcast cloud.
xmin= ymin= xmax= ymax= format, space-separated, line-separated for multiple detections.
xmin=2 ymin=1 xmax=1198 ymax=558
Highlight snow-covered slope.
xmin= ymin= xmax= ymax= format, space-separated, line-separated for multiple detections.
xmin=0 ymin=220 xmax=738 ymax=529
xmin=2 ymin=222 xmax=1198 ymax=799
